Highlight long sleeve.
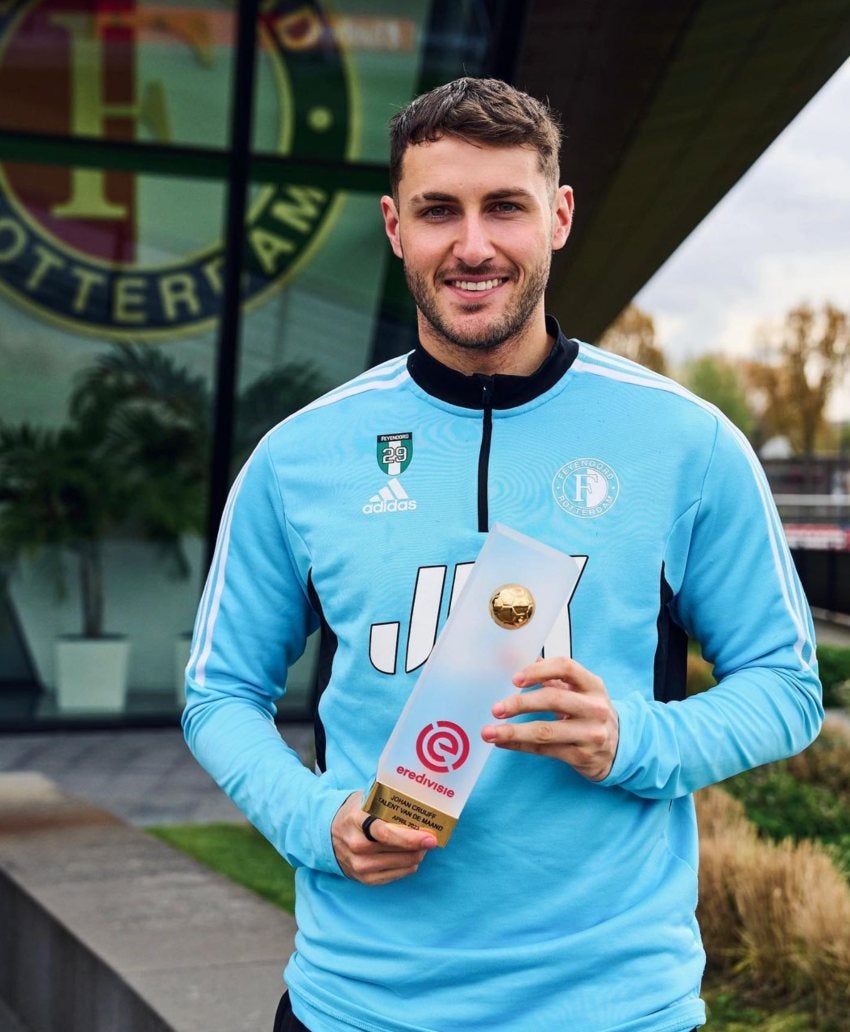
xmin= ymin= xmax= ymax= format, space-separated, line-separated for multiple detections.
xmin=182 ymin=437 xmax=349 ymax=873
xmin=601 ymin=415 xmax=823 ymax=798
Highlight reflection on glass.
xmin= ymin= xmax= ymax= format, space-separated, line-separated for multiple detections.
xmin=0 ymin=0 xmax=236 ymax=148
xmin=0 ymin=162 xmax=222 ymax=724
xmin=0 ymin=0 xmax=509 ymax=727
xmin=0 ymin=156 xmax=227 ymax=339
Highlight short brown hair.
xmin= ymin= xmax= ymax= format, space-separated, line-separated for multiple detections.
xmin=389 ymin=77 xmax=562 ymax=198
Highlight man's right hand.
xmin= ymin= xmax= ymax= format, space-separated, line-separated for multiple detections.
xmin=331 ymin=792 xmax=438 ymax=885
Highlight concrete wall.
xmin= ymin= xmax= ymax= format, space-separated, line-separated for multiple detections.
xmin=0 ymin=774 xmax=296 ymax=1032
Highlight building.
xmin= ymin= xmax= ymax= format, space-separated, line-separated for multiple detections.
xmin=2 ymin=1 xmax=850 ymax=728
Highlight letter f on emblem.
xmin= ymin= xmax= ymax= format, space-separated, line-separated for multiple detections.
xmin=573 ymin=471 xmax=600 ymax=503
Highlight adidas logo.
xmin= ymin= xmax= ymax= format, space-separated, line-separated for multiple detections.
xmin=362 ymin=478 xmax=417 ymax=514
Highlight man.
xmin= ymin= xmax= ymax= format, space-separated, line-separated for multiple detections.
xmin=184 ymin=78 xmax=822 ymax=1032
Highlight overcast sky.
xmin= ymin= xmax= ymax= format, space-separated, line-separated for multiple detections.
xmin=634 ymin=57 xmax=850 ymax=421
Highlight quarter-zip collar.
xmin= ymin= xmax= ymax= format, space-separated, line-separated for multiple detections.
xmin=407 ymin=316 xmax=578 ymax=410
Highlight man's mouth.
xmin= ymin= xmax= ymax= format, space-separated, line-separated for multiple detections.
xmin=445 ymin=277 xmax=508 ymax=293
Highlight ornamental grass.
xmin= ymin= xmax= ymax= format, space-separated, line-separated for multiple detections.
xmin=697 ymin=787 xmax=850 ymax=1029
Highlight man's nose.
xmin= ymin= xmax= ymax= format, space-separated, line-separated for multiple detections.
xmin=452 ymin=215 xmax=495 ymax=268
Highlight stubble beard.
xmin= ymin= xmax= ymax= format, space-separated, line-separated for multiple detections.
xmin=404 ymin=256 xmax=551 ymax=353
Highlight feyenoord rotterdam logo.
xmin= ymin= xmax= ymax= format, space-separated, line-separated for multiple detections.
xmin=415 ymin=720 xmax=470 ymax=774
xmin=0 ymin=0 xmax=352 ymax=339
xmin=552 ymin=457 xmax=620 ymax=519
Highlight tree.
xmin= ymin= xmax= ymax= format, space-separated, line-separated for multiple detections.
xmin=682 ymin=354 xmax=755 ymax=439
xmin=597 ymin=303 xmax=668 ymax=374
xmin=744 ymin=303 xmax=850 ymax=455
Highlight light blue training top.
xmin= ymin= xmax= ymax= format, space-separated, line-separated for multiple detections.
xmin=184 ymin=320 xmax=822 ymax=1032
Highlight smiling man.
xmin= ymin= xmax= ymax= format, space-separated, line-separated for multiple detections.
xmin=183 ymin=78 xmax=822 ymax=1032
xmin=381 ymin=131 xmax=572 ymax=373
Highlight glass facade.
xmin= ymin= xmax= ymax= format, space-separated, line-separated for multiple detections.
xmin=0 ymin=0 xmax=520 ymax=727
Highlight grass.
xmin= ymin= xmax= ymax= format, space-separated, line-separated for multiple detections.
xmin=147 ymin=821 xmax=297 ymax=914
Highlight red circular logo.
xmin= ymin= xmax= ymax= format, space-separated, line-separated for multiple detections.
xmin=415 ymin=721 xmax=470 ymax=774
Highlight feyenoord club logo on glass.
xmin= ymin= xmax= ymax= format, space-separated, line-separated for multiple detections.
xmin=0 ymin=0 xmax=352 ymax=339
xmin=376 ymin=432 xmax=412 ymax=475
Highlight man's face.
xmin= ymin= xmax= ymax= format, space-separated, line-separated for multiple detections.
xmin=381 ymin=136 xmax=573 ymax=355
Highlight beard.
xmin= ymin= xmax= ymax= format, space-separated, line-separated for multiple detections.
xmin=404 ymin=255 xmax=551 ymax=353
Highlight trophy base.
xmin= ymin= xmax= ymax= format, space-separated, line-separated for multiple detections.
xmin=364 ymin=781 xmax=457 ymax=847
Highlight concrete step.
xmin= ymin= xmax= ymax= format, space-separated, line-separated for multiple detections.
xmin=0 ymin=773 xmax=296 ymax=1032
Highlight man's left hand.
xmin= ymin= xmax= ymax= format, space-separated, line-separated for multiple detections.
xmin=481 ymin=657 xmax=619 ymax=781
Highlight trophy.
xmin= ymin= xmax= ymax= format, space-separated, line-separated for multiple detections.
xmin=364 ymin=523 xmax=583 ymax=844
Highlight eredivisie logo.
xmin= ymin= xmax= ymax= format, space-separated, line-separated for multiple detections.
xmin=0 ymin=0 xmax=352 ymax=339
xmin=415 ymin=721 xmax=470 ymax=774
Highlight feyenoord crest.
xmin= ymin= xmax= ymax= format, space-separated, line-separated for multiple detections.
xmin=552 ymin=457 xmax=620 ymax=519
xmin=377 ymin=432 xmax=412 ymax=476
xmin=0 ymin=0 xmax=352 ymax=339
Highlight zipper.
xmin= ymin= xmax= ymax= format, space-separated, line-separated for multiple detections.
xmin=477 ymin=377 xmax=494 ymax=532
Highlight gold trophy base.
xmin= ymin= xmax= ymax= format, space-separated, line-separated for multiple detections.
xmin=364 ymin=781 xmax=457 ymax=847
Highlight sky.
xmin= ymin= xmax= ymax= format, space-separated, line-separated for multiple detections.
xmin=634 ymin=56 xmax=850 ymax=422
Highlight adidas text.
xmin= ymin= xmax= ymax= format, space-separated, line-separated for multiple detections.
xmin=363 ymin=498 xmax=417 ymax=514
xmin=363 ymin=478 xmax=417 ymax=515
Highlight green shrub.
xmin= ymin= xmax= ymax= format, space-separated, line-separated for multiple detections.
xmin=724 ymin=768 xmax=850 ymax=842
xmin=826 ymin=834 xmax=850 ymax=879
xmin=787 ymin=726 xmax=850 ymax=797
xmin=684 ymin=642 xmax=850 ymax=707
xmin=817 ymin=645 xmax=850 ymax=708
xmin=724 ymin=727 xmax=850 ymax=847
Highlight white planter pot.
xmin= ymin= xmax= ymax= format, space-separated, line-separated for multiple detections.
xmin=175 ymin=634 xmax=193 ymax=705
xmin=55 ymin=637 xmax=131 ymax=713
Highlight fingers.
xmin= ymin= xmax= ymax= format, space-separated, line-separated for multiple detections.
xmin=483 ymin=716 xmax=603 ymax=752
xmin=481 ymin=657 xmax=620 ymax=782
xmin=362 ymin=814 xmax=437 ymax=852
xmin=512 ymin=656 xmax=601 ymax=693
xmin=492 ymin=684 xmax=611 ymax=722
xmin=330 ymin=792 xmax=437 ymax=885
xmin=481 ymin=713 xmax=617 ymax=780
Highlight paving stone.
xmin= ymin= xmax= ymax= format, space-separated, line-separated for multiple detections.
xmin=0 ymin=724 xmax=314 ymax=826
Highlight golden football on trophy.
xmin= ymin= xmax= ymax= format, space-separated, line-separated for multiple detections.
xmin=489 ymin=584 xmax=536 ymax=628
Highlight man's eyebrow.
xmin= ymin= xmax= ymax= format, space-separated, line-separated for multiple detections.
xmin=408 ymin=188 xmax=535 ymax=205
xmin=409 ymin=192 xmax=458 ymax=204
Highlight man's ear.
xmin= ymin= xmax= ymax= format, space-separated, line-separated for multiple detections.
xmin=552 ymin=185 xmax=574 ymax=252
xmin=381 ymin=195 xmax=404 ymax=258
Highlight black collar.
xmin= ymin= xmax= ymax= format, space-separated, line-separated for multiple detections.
xmin=406 ymin=316 xmax=578 ymax=410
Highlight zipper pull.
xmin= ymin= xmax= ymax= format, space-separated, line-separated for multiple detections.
xmin=480 ymin=376 xmax=494 ymax=408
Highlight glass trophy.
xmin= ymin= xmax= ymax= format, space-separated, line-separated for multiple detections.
xmin=364 ymin=523 xmax=583 ymax=845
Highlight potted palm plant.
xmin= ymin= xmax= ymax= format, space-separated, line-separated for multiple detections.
xmin=1 ymin=343 xmax=329 ymax=712
xmin=0 ymin=420 xmax=134 ymax=711
xmin=0 ymin=344 xmax=208 ymax=712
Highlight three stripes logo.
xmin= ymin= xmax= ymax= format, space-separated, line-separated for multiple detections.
xmin=362 ymin=478 xmax=417 ymax=515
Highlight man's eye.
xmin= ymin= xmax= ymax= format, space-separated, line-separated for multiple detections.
xmin=492 ymin=201 xmax=520 ymax=214
xmin=422 ymin=206 xmax=452 ymax=219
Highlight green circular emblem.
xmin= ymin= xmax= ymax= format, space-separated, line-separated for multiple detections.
xmin=0 ymin=0 xmax=353 ymax=339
